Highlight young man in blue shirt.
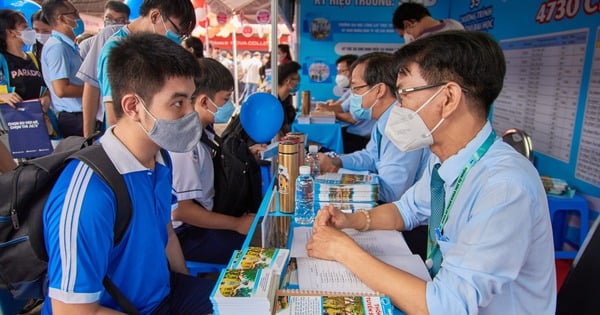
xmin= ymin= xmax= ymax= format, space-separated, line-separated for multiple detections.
xmin=43 ymin=33 xmax=213 ymax=314
xmin=308 ymin=31 xmax=556 ymax=314
xmin=97 ymin=0 xmax=195 ymax=129
xmin=41 ymin=0 xmax=85 ymax=137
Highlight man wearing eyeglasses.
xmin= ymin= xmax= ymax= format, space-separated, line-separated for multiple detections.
xmin=308 ymin=31 xmax=556 ymax=315
xmin=96 ymin=0 xmax=195 ymax=130
xmin=41 ymin=0 xmax=85 ymax=137
xmin=318 ymin=52 xmax=428 ymax=204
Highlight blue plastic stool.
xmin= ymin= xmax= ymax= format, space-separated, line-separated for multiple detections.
xmin=547 ymin=194 xmax=590 ymax=259
xmin=186 ymin=261 xmax=226 ymax=277
xmin=0 ymin=290 xmax=27 ymax=315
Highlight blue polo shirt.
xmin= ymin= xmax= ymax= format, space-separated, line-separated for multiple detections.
xmin=97 ymin=27 xmax=130 ymax=105
xmin=41 ymin=31 xmax=83 ymax=113
xmin=43 ymin=127 xmax=176 ymax=314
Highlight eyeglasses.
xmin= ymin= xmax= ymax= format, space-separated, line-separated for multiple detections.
xmin=104 ymin=15 xmax=128 ymax=25
xmin=163 ymin=13 xmax=183 ymax=37
xmin=60 ymin=10 xmax=79 ymax=17
xmin=396 ymin=82 xmax=447 ymax=97
xmin=350 ymin=84 xmax=369 ymax=93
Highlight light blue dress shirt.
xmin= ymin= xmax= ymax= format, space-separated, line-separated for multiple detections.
xmin=41 ymin=31 xmax=83 ymax=113
xmin=340 ymin=90 xmax=376 ymax=137
xmin=394 ymin=122 xmax=556 ymax=314
xmin=340 ymin=101 xmax=428 ymax=202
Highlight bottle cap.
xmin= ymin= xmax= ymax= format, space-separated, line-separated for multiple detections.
xmin=308 ymin=145 xmax=318 ymax=153
xmin=299 ymin=165 xmax=311 ymax=175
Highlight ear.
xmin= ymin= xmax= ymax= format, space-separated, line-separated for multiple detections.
xmin=440 ymin=82 xmax=463 ymax=119
xmin=375 ymin=83 xmax=387 ymax=99
xmin=195 ymin=95 xmax=210 ymax=111
xmin=149 ymin=8 xmax=160 ymax=24
xmin=121 ymin=94 xmax=141 ymax=121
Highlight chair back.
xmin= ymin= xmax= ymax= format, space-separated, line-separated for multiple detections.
xmin=502 ymin=128 xmax=534 ymax=162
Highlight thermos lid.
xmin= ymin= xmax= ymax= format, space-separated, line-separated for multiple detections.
xmin=278 ymin=140 xmax=298 ymax=154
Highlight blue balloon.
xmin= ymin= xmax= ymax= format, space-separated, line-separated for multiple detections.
xmin=240 ymin=93 xmax=283 ymax=143
xmin=124 ymin=0 xmax=142 ymax=19
xmin=1 ymin=0 xmax=41 ymax=26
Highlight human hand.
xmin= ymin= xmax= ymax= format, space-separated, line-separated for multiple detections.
xmin=314 ymin=204 xmax=349 ymax=229
xmin=249 ymin=144 xmax=268 ymax=159
xmin=318 ymin=152 xmax=340 ymax=173
xmin=40 ymin=95 xmax=51 ymax=112
xmin=306 ymin=224 xmax=358 ymax=261
xmin=0 ymin=93 xmax=23 ymax=107
xmin=236 ymin=213 xmax=256 ymax=235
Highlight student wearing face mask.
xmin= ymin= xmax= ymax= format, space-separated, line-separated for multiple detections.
xmin=308 ymin=31 xmax=555 ymax=315
xmin=316 ymin=54 xmax=376 ymax=153
xmin=97 ymin=0 xmax=195 ymax=133
xmin=318 ymin=52 xmax=428 ymax=204
xmin=43 ymin=33 xmax=215 ymax=314
xmin=41 ymin=0 xmax=86 ymax=137
xmin=392 ymin=2 xmax=463 ymax=44
xmin=170 ymin=58 xmax=260 ymax=265
xmin=30 ymin=10 xmax=52 ymax=71
xmin=276 ymin=60 xmax=301 ymax=137
xmin=0 ymin=9 xmax=51 ymax=118
xmin=77 ymin=1 xmax=131 ymax=137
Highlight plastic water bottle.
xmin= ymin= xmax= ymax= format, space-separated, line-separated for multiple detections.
xmin=305 ymin=145 xmax=320 ymax=178
xmin=295 ymin=166 xmax=315 ymax=225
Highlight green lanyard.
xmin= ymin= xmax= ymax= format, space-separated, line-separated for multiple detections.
xmin=427 ymin=130 xmax=497 ymax=259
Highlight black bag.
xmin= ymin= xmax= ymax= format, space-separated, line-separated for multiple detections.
xmin=202 ymin=118 xmax=262 ymax=216
xmin=0 ymin=136 xmax=139 ymax=314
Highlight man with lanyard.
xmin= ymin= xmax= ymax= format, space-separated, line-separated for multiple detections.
xmin=41 ymin=0 xmax=85 ymax=137
xmin=307 ymin=31 xmax=556 ymax=314
xmin=318 ymin=52 xmax=427 ymax=204
xmin=97 ymin=0 xmax=195 ymax=129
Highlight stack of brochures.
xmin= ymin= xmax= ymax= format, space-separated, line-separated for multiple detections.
xmin=210 ymin=247 xmax=291 ymax=315
xmin=273 ymin=291 xmax=394 ymax=315
xmin=309 ymin=110 xmax=336 ymax=124
xmin=314 ymin=172 xmax=379 ymax=204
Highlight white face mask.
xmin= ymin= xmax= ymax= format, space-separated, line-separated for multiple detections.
xmin=403 ymin=33 xmax=415 ymax=44
xmin=335 ymin=74 xmax=349 ymax=88
xmin=19 ymin=29 xmax=37 ymax=46
xmin=384 ymin=86 xmax=445 ymax=152
xmin=35 ymin=33 xmax=51 ymax=44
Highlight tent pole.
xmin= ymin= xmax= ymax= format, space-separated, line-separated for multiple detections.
xmin=270 ymin=0 xmax=278 ymax=98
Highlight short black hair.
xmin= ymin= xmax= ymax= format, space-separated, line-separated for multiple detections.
xmin=392 ymin=3 xmax=431 ymax=30
xmin=41 ymin=0 xmax=71 ymax=26
xmin=139 ymin=0 xmax=195 ymax=35
xmin=195 ymin=58 xmax=234 ymax=98
xmin=352 ymin=52 xmax=396 ymax=94
xmin=336 ymin=54 xmax=358 ymax=67
xmin=183 ymin=36 xmax=204 ymax=59
xmin=105 ymin=0 xmax=130 ymax=17
xmin=0 ymin=10 xmax=26 ymax=53
xmin=107 ymin=33 xmax=200 ymax=118
xmin=394 ymin=30 xmax=506 ymax=117
xmin=278 ymin=61 xmax=301 ymax=86
xmin=31 ymin=9 xmax=49 ymax=25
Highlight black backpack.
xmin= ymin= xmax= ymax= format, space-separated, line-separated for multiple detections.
xmin=0 ymin=136 xmax=139 ymax=314
xmin=201 ymin=117 xmax=262 ymax=216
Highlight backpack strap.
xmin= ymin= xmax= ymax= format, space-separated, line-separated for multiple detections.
xmin=70 ymin=144 xmax=139 ymax=315
xmin=72 ymin=144 xmax=131 ymax=245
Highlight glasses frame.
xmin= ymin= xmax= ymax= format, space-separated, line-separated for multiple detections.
xmin=60 ymin=10 xmax=79 ymax=17
xmin=350 ymin=84 xmax=370 ymax=94
xmin=162 ymin=13 xmax=182 ymax=37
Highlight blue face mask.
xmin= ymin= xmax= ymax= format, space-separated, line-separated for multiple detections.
xmin=349 ymin=85 xmax=378 ymax=121
xmin=290 ymin=85 xmax=299 ymax=95
xmin=208 ymin=98 xmax=236 ymax=123
xmin=160 ymin=17 xmax=182 ymax=44
xmin=65 ymin=17 xmax=85 ymax=37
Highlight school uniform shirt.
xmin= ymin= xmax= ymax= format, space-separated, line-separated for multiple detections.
xmin=339 ymin=101 xmax=428 ymax=202
xmin=170 ymin=128 xmax=216 ymax=229
xmin=42 ymin=126 xmax=176 ymax=314
xmin=97 ymin=26 xmax=130 ymax=105
xmin=41 ymin=31 xmax=83 ymax=113
xmin=3 ymin=52 xmax=45 ymax=99
xmin=420 ymin=18 xmax=465 ymax=38
xmin=394 ymin=122 xmax=556 ymax=314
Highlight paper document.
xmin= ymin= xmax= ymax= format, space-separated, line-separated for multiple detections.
xmin=290 ymin=227 xmax=412 ymax=258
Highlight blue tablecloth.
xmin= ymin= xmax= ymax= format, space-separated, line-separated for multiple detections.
xmin=291 ymin=120 xmax=344 ymax=154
